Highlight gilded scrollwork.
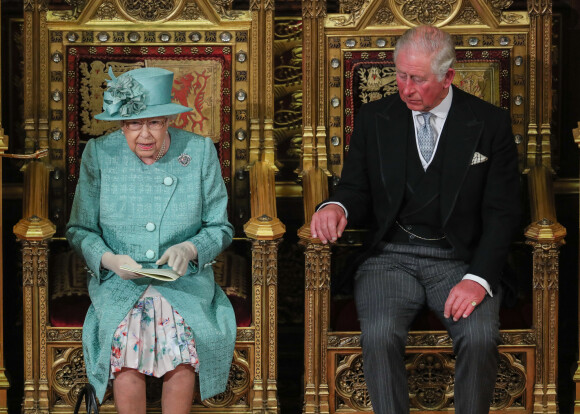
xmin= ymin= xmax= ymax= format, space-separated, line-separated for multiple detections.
xmin=21 ymin=239 xmax=50 ymax=287
xmin=394 ymin=0 xmax=459 ymax=26
xmin=329 ymin=0 xmax=368 ymax=26
xmin=47 ymin=329 xmax=83 ymax=342
xmin=304 ymin=243 xmax=331 ymax=290
xmin=406 ymin=332 xmax=453 ymax=347
xmin=489 ymin=0 xmax=513 ymax=17
xmin=501 ymin=12 xmax=524 ymax=24
xmin=328 ymin=335 xmax=361 ymax=348
xmin=236 ymin=328 xmax=255 ymax=342
xmin=52 ymin=0 xmax=87 ymax=20
xmin=500 ymin=331 xmax=535 ymax=345
xmin=210 ymin=0 xmax=243 ymax=20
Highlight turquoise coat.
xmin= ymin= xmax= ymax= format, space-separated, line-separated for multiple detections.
xmin=66 ymin=127 xmax=236 ymax=402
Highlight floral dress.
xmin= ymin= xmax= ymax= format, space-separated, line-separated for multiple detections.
xmin=110 ymin=286 xmax=200 ymax=378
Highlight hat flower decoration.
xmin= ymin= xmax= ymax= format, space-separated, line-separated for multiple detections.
xmin=104 ymin=67 xmax=147 ymax=117
xmin=95 ymin=66 xmax=192 ymax=121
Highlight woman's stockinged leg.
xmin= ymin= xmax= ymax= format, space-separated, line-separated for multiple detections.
xmin=162 ymin=364 xmax=196 ymax=413
xmin=113 ymin=368 xmax=147 ymax=414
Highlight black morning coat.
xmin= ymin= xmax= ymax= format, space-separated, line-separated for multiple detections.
xmin=327 ymin=85 xmax=521 ymax=293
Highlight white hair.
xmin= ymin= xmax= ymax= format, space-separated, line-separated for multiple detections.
xmin=394 ymin=25 xmax=456 ymax=81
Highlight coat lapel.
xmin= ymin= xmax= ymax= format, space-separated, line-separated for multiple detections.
xmin=440 ymin=88 xmax=484 ymax=226
xmin=376 ymin=98 xmax=410 ymax=208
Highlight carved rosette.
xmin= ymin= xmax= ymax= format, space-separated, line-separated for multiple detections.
xmin=116 ymin=0 xmax=178 ymax=21
xmin=203 ymin=352 xmax=251 ymax=407
xmin=335 ymin=354 xmax=372 ymax=410
xmin=333 ymin=350 xmax=528 ymax=410
xmin=51 ymin=347 xmax=88 ymax=407
xmin=95 ymin=1 xmax=120 ymax=20
xmin=371 ymin=6 xmax=395 ymax=25
xmin=392 ymin=0 xmax=460 ymax=26
xmin=179 ymin=1 xmax=205 ymax=20
xmin=491 ymin=353 xmax=527 ymax=409
xmin=451 ymin=5 xmax=482 ymax=25
xmin=407 ymin=353 xmax=455 ymax=409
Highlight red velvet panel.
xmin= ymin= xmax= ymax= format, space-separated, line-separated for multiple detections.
xmin=331 ymin=297 xmax=533 ymax=332
xmin=50 ymin=291 xmax=251 ymax=328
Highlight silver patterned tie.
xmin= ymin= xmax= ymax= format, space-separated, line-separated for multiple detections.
xmin=417 ymin=112 xmax=435 ymax=162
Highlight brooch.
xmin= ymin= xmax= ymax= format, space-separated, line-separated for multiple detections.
xmin=178 ymin=153 xmax=191 ymax=167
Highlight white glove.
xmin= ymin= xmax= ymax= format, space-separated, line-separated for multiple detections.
xmin=101 ymin=252 xmax=143 ymax=280
xmin=156 ymin=241 xmax=198 ymax=276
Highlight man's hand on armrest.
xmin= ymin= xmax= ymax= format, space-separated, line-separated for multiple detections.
xmin=310 ymin=204 xmax=348 ymax=244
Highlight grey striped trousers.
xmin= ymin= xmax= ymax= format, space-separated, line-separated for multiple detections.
xmin=353 ymin=242 xmax=502 ymax=414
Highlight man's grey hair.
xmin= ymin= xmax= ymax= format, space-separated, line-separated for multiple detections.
xmin=394 ymin=25 xmax=456 ymax=81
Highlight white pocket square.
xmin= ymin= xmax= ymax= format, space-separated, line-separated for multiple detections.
xmin=471 ymin=152 xmax=488 ymax=165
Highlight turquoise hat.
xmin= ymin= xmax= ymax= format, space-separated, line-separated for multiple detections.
xmin=95 ymin=67 xmax=192 ymax=121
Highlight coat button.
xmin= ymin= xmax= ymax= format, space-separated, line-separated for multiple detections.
xmin=163 ymin=176 xmax=173 ymax=186
xmin=145 ymin=250 xmax=155 ymax=259
xmin=146 ymin=222 xmax=156 ymax=232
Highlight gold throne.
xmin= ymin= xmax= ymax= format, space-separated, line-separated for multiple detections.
xmin=14 ymin=0 xmax=284 ymax=412
xmin=297 ymin=0 xmax=564 ymax=413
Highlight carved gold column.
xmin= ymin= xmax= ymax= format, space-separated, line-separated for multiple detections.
xmin=572 ymin=122 xmax=580 ymax=413
xmin=249 ymin=238 xmax=282 ymax=413
xmin=300 ymin=0 xmax=331 ymax=412
xmin=526 ymin=0 xmax=553 ymax=171
xmin=525 ymin=218 xmax=565 ymax=414
xmin=245 ymin=2 xmax=284 ymax=412
xmin=13 ymin=160 xmax=56 ymax=413
xmin=243 ymin=165 xmax=285 ymax=414
xmin=299 ymin=1 xmax=330 ymax=413
xmin=0 ymin=2 xmax=10 ymax=407
xmin=299 ymin=240 xmax=331 ymax=414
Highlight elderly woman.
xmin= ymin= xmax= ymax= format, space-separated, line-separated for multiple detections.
xmin=66 ymin=67 xmax=236 ymax=413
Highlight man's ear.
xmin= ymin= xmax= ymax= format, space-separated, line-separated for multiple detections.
xmin=443 ymin=68 xmax=455 ymax=88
